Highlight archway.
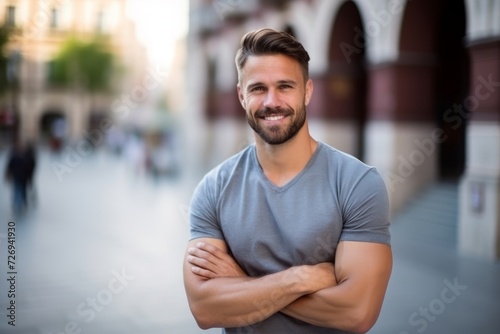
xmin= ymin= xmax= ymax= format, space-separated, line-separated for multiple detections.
xmin=324 ymin=0 xmax=367 ymax=160
xmin=399 ymin=0 xmax=468 ymax=180
xmin=0 ymin=107 xmax=20 ymax=147
xmin=435 ymin=0 xmax=468 ymax=180
xmin=40 ymin=111 xmax=67 ymax=150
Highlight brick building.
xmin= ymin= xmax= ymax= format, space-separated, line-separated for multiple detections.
xmin=0 ymin=0 xmax=148 ymax=145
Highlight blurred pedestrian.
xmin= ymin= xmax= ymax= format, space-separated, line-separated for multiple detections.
xmin=4 ymin=140 xmax=36 ymax=214
xmin=124 ymin=131 xmax=146 ymax=175
xmin=50 ymin=118 xmax=66 ymax=153
xmin=25 ymin=141 xmax=37 ymax=206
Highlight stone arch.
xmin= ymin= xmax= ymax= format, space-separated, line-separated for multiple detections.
xmin=308 ymin=0 xmax=368 ymax=159
xmin=399 ymin=0 xmax=468 ymax=180
xmin=0 ymin=107 xmax=20 ymax=146
xmin=39 ymin=109 xmax=67 ymax=149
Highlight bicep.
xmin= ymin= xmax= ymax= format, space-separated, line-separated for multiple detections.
xmin=334 ymin=241 xmax=392 ymax=310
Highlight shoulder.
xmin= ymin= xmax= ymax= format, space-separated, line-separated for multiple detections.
xmin=317 ymin=141 xmax=380 ymax=180
xmin=316 ymin=141 xmax=387 ymax=200
xmin=195 ymin=145 xmax=254 ymax=196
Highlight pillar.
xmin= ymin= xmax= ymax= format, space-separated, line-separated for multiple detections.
xmin=458 ymin=39 xmax=500 ymax=260
xmin=308 ymin=70 xmax=365 ymax=157
xmin=364 ymin=59 xmax=439 ymax=213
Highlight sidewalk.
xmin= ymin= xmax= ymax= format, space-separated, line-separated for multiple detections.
xmin=371 ymin=214 xmax=500 ymax=334
xmin=0 ymin=148 xmax=217 ymax=334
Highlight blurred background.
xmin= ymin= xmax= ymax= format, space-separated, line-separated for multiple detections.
xmin=0 ymin=0 xmax=499 ymax=333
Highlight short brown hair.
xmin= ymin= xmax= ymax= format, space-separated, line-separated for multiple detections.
xmin=235 ymin=28 xmax=310 ymax=82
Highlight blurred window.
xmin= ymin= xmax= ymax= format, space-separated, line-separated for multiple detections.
xmin=6 ymin=5 xmax=15 ymax=26
xmin=50 ymin=8 xmax=59 ymax=28
xmin=96 ymin=11 xmax=104 ymax=33
xmin=45 ymin=60 xmax=55 ymax=84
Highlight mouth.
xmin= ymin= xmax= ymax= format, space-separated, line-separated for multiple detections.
xmin=263 ymin=114 xmax=286 ymax=121
xmin=255 ymin=109 xmax=293 ymax=123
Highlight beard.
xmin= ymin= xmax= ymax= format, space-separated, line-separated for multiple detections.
xmin=247 ymin=103 xmax=307 ymax=145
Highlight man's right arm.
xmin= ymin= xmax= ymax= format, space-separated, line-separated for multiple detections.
xmin=183 ymin=238 xmax=335 ymax=329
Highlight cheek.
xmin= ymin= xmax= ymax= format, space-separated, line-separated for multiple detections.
xmin=245 ymin=96 xmax=262 ymax=111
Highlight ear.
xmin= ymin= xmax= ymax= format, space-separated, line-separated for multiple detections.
xmin=304 ymin=78 xmax=313 ymax=106
xmin=237 ymin=84 xmax=246 ymax=109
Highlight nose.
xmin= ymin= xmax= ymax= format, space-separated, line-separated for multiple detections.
xmin=263 ymin=89 xmax=281 ymax=109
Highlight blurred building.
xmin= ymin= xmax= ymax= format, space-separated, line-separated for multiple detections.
xmin=186 ymin=0 xmax=500 ymax=260
xmin=0 ymin=0 xmax=148 ymax=146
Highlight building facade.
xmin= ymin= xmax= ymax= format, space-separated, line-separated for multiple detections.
xmin=185 ymin=0 xmax=500 ymax=260
xmin=0 ymin=0 xmax=148 ymax=146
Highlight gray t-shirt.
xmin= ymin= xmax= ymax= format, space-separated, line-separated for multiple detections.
xmin=189 ymin=141 xmax=391 ymax=334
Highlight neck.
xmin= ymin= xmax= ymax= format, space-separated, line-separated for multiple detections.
xmin=255 ymin=122 xmax=317 ymax=186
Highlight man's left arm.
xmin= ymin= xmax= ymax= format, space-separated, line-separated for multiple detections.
xmin=281 ymin=240 xmax=392 ymax=333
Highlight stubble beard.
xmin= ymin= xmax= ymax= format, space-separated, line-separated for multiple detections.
xmin=247 ymin=103 xmax=307 ymax=145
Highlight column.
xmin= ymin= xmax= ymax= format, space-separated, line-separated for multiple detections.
xmin=458 ymin=39 xmax=500 ymax=260
xmin=364 ymin=59 xmax=439 ymax=213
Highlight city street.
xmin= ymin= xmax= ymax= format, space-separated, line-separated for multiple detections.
xmin=0 ymin=147 xmax=217 ymax=334
xmin=1 ymin=146 xmax=500 ymax=334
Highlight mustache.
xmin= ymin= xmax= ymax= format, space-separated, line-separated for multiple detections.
xmin=254 ymin=107 xmax=294 ymax=118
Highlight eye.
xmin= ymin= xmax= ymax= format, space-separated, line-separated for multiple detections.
xmin=250 ymin=86 xmax=266 ymax=92
xmin=279 ymin=84 xmax=293 ymax=90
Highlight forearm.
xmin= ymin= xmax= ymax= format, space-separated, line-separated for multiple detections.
xmin=188 ymin=267 xmax=311 ymax=329
xmin=184 ymin=239 xmax=337 ymax=329
xmin=282 ymin=243 xmax=392 ymax=333
xmin=282 ymin=279 xmax=370 ymax=332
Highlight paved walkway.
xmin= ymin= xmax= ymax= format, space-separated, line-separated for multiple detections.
xmin=0 ymin=147 xmax=499 ymax=334
xmin=0 ymin=147 xmax=218 ymax=334
xmin=372 ymin=219 xmax=500 ymax=334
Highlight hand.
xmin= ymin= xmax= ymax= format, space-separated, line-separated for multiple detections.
xmin=187 ymin=242 xmax=247 ymax=279
xmin=312 ymin=262 xmax=337 ymax=289
xmin=290 ymin=262 xmax=337 ymax=294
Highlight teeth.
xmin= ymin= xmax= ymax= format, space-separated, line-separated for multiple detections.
xmin=264 ymin=115 xmax=284 ymax=121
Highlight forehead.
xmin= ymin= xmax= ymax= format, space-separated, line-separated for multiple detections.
xmin=240 ymin=54 xmax=303 ymax=85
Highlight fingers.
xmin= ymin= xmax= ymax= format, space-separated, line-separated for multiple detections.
xmin=187 ymin=242 xmax=230 ymax=268
xmin=192 ymin=242 xmax=226 ymax=260
xmin=188 ymin=244 xmax=217 ymax=264
xmin=186 ymin=241 xmax=247 ymax=279
xmin=187 ymin=251 xmax=217 ymax=275
xmin=190 ymin=261 xmax=217 ymax=279
xmin=187 ymin=242 xmax=227 ymax=278
xmin=187 ymin=252 xmax=219 ymax=280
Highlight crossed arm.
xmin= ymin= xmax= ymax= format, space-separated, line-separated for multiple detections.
xmin=183 ymin=238 xmax=392 ymax=333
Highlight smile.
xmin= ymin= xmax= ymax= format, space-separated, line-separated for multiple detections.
xmin=264 ymin=115 xmax=285 ymax=121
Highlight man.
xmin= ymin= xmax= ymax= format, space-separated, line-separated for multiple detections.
xmin=183 ymin=28 xmax=392 ymax=333
xmin=5 ymin=140 xmax=36 ymax=214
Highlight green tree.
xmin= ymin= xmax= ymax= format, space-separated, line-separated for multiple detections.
xmin=49 ymin=37 xmax=117 ymax=93
xmin=0 ymin=25 xmax=13 ymax=95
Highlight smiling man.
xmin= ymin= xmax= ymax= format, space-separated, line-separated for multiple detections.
xmin=183 ymin=28 xmax=392 ymax=334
